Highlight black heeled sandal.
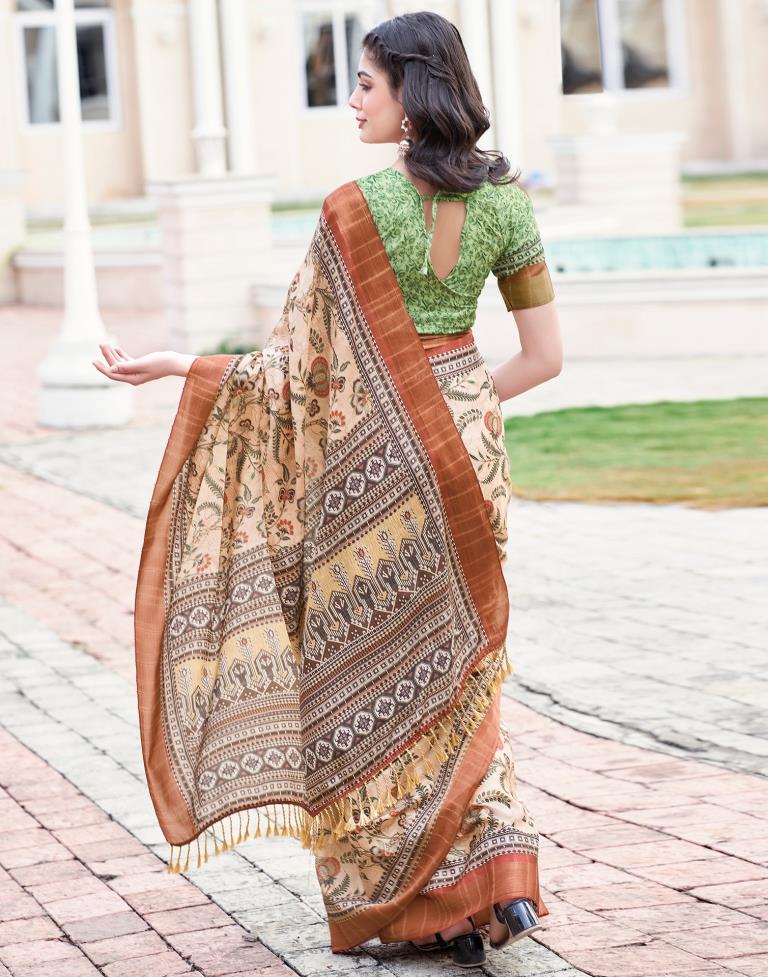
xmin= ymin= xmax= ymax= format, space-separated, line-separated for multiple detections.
xmin=489 ymin=898 xmax=542 ymax=950
xmin=410 ymin=915 xmax=486 ymax=968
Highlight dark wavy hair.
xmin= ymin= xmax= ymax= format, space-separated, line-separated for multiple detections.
xmin=361 ymin=11 xmax=518 ymax=193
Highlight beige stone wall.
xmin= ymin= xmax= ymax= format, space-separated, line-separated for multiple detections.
xmin=129 ymin=0 xmax=195 ymax=182
xmin=681 ymin=0 xmax=729 ymax=160
xmin=741 ymin=0 xmax=768 ymax=157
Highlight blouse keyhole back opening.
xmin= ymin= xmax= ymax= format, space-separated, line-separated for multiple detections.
xmin=419 ymin=190 xmax=468 ymax=282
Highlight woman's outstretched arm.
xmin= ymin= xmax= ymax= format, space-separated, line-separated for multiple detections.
xmin=490 ymin=301 xmax=563 ymax=402
xmin=91 ymin=343 xmax=197 ymax=384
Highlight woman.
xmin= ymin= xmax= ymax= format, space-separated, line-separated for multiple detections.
xmin=93 ymin=11 xmax=562 ymax=970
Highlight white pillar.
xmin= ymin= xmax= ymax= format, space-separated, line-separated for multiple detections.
xmin=718 ymin=0 xmax=751 ymax=161
xmin=188 ymin=0 xmax=227 ymax=175
xmin=38 ymin=0 xmax=133 ymax=428
xmin=458 ymin=0 xmax=495 ymax=149
xmin=489 ymin=0 xmax=523 ymax=168
xmin=220 ymin=0 xmax=256 ymax=173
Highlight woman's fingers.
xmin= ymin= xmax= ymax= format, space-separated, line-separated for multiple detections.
xmin=91 ymin=360 xmax=141 ymax=384
xmin=99 ymin=342 xmax=123 ymax=367
xmin=92 ymin=358 xmax=127 ymax=380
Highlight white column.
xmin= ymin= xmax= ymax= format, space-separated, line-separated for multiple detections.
xmin=718 ymin=0 xmax=751 ymax=161
xmin=458 ymin=0 xmax=495 ymax=149
xmin=489 ymin=0 xmax=523 ymax=168
xmin=220 ymin=0 xmax=256 ymax=173
xmin=38 ymin=0 xmax=132 ymax=427
xmin=188 ymin=0 xmax=227 ymax=175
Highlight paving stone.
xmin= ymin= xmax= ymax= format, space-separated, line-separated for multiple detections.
xmin=548 ymin=824 xmax=664 ymax=851
xmin=73 ymin=837 xmax=152 ymax=862
xmin=80 ymin=929 xmax=169 ymax=966
xmin=87 ymin=853 xmax=166 ymax=877
xmin=44 ymin=888 xmax=132 ymax=925
xmin=122 ymin=886 xmax=213 ymax=914
xmin=542 ymin=862 xmax=633 ymax=892
xmin=143 ymin=903 xmax=234 ymax=936
xmin=33 ymin=805 xmax=112 ymax=831
xmin=0 ymin=840 xmax=74 ymax=871
xmin=0 ymin=888 xmax=46 ymax=923
xmin=165 ymin=923 xmax=294 ymax=975
xmin=662 ymin=920 xmax=768 ymax=959
xmin=8 ymin=860 xmax=90 ymax=886
xmin=557 ymin=881 xmax=690 ymax=912
xmin=535 ymin=919 xmax=648 ymax=953
xmin=599 ymin=900 xmax=754 ymax=933
xmin=630 ymin=855 xmax=768 ymax=889
xmin=560 ymin=939 xmax=715 ymax=976
xmin=0 ymin=916 xmax=61 ymax=946
xmin=26 ymin=875 xmax=109 ymax=904
xmin=13 ymin=956 xmax=102 ymax=977
xmin=108 ymin=871 xmax=198 ymax=896
xmin=687 ymin=878 xmax=768 ymax=908
xmin=482 ymin=939 xmax=584 ymax=976
xmin=581 ymin=839 xmax=719 ymax=869
xmin=0 ymin=803 xmax=37 ymax=832
xmin=281 ymin=946 xmax=380 ymax=976
xmin=101 ymin=950 xmax=196 ymax=976
xmin=715 ymin=956 xmax=768 ymax=976
xmin=251 ymin=920 xmax=335 ymax=954
xmin=0 ymin=937 xmax=85 ymax=970
xmin=53 ymin=820 xmax=136 ymax=847
xmin=62 ymin=910 xmax=150 ymax=943
xmin=211 ymin=881 xmax=306 ymax=918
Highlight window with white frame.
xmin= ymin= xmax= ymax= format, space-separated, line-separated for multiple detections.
xmin=299 ymin=2 xmax=382 ymax=109
xmin=16 ymin=0 xmax=119 ymax=126
xmin=561 ymin=0 xmax=685 ymax=95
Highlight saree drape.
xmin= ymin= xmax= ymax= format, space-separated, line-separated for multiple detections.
xmin=134 ymin=179 xmax=544 ymax=948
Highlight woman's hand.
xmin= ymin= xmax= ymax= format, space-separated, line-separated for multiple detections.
xmin=91 ymin=343 xmax=196 ymax=384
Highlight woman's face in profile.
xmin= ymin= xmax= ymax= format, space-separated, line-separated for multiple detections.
xmin=348 ymin=49 xmax=404 ymax=147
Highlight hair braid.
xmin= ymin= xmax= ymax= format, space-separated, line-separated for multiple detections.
xmin=366 ymin=34 xmax=453 ymax=83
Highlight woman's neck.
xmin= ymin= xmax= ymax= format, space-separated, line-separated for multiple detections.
xmin=389 ymin=159 xmax=438 ymax=198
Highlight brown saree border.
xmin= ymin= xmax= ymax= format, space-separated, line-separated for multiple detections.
xmin=134 ymin=354 xmax=234 ymax=840
xmin=323 ymin=181 xmax=509 ymax=665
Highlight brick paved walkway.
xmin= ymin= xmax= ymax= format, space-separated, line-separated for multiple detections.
xmin=0 ymin=728 xmax=292 ymax=977
xmin=0 ymin=305 xmax=766 ymax=976
xmin=2 ymin=595 xmax=766 ymax=976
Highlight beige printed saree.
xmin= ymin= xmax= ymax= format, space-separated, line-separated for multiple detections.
xmin=135 ymin=180 xmax=545 ymax=949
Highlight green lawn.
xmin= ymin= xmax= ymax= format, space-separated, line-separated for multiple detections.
xmin=504 ymin=398 xmax=768 ymax=509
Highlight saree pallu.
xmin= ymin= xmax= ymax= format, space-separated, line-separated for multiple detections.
xmin=134 ymin=179 xmax=545 ymax=950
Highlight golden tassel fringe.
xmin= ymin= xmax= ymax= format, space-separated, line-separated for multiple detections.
xmin=165 ymin=642 xmax=512 ymax=873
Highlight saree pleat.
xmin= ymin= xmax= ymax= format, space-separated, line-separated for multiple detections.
xmin=133 ymin=179 xmax=544 ymax=944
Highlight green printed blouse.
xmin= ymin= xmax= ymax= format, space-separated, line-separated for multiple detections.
xmin=355 ymin=166 xmax=555 ymax=335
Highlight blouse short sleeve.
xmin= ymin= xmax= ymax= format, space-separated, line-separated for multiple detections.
xmin=491 ymin=183 xmax=555 ymax=311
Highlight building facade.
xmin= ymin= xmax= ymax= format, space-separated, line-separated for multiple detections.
xmin=2 ymin=0 xmax=767 ymax=217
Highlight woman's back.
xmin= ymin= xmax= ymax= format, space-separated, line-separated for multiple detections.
xmin=356 ymin=167 xmax=554 ymax=335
